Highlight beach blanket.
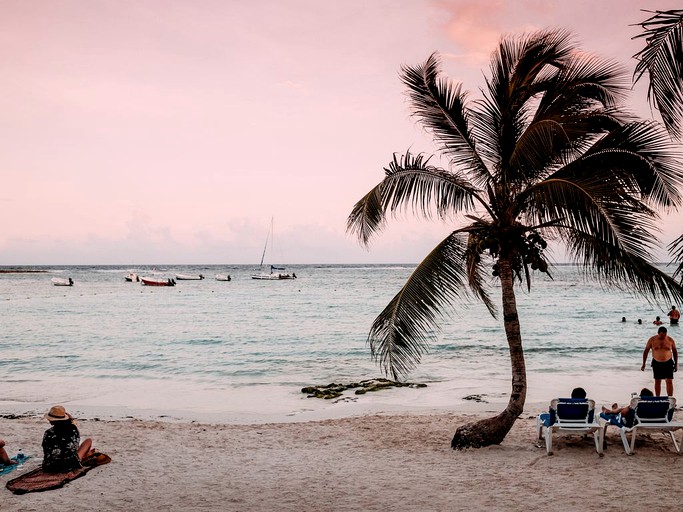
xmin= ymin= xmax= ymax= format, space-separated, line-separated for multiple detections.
xmin=0 ymin=454 xmax=31 ymax=476
xmin=5 ymin=452 xmax=111 ymax=494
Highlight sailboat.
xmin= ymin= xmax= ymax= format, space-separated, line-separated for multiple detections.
xmin=251 ymin=218 xmax=297 ymax=280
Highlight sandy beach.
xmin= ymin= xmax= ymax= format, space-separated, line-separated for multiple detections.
xmin=2 ymin=407 xmax=682 ymax=512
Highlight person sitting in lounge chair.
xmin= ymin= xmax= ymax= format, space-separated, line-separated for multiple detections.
xmin=538 ymin=387 xmax=588 ymax=426
xmin=600 ymin=388 xmax=654 ymax=422
xmin=599 ymin=388 xmax=654 ymax=447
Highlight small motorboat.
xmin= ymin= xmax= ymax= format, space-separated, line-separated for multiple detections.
xmin=215 ymin=274 xmax=231 ymax=281
xmin=140 ymin=277 xmax=176 ymax=286
xmin=51 ymin=277 xmax=74 ymax=286
xmin=175 ymin=274 xmax=205 ymax=280
xmin=125 ymin=273 xmax=140 ymax=282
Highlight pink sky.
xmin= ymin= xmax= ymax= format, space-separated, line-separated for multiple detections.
xmin=1 ymin=0 xmax=682 ymax=264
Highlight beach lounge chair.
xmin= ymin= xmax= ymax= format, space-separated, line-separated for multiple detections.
xmin=536 ymin=398 xmax=603 ymax=455
xmin=607 ymin=396 xmax=683 ymax=455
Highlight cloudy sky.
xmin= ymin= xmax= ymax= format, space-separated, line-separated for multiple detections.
xmin=2 ymin=0 xmax=682 ymax=265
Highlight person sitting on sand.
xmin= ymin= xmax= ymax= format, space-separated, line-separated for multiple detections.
xmin=42 ymin=405 xmax=92 ymax=473
xmin=0 ymin=439 xmax=16 ymax=466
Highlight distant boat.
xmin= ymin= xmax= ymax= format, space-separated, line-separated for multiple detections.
xmin=140 ymin=277 xmax=176 ymax=287
xmin=51 ymin=277 xmax=74 ymax=286
xmin=251 ymin=218 xmax=297 ymax=280
xmin=175 ymin=274 xmax=205 ymax=280
xmin=252 ymin=265 xmax=297 ymax=280
xmin=125 ymin=273 xmax=140 ymax=282
xmin=215 ymin=274 xmax=231 ymax=281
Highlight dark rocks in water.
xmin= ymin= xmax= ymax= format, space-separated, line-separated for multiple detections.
xmin=462 ymin=394 xmax=488 ymax=403
xmin=302 ymin=378 xmax=427 ymax=399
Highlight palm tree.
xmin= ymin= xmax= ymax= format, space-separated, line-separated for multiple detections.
xmin=347 ymin=29 xmax=683 ymax=449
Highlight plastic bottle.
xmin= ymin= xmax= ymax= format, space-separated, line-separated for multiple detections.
xmin=15 ymin=449 xmax=25 ymax=462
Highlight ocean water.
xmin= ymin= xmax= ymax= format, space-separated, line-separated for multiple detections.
xmin=0 ymin=264 xmax=677 ymax=422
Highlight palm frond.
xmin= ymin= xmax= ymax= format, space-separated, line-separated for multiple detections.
xmin=522 ymin=176 xmax=660 ymax=262
xmin=633 ymin=9 xmax=683 ymax=139
xmin=668 ymin=234 xmax=683 ymax=279
xmin=560 ymin=121 xmax=683 ymax=209
xmin=368 ymin=232 xmax=485 ymax=380
xmin=401 ymin=53 xmax=492 ymax=185
xmin=347 ymin=151 xmax=481 ymax=246
xmin=481 ymin=29 xmax=576 ymax=172
xmin=561 ymin=227 xmax=683 ymax=305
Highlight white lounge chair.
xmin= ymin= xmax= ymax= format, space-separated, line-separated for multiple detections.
xmin=536 ymin=398 xmax=603 ymax=456
xmin=613 ymin=396 xmax=683 ymax=455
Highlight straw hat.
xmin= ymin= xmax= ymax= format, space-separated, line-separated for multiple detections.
xmin=44 ymin=405 xmax=72 ymax=422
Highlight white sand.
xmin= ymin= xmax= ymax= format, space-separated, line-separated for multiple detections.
xmin=2 ymin=408 xmax=682 ymax=511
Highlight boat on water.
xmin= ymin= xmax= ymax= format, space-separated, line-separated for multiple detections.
xmin=51 ymin=277 xmax=74 ymax=286
xmin=140 ymin=277 xmax=176 ymax=287
xmin=175 ymin=274 xmax=205 ymax=280
xmin=125 ymin=273 xmax=140 ymax=282
xmin=215 ymin=274 xmax=231 ymax=281
xmin=252 ymin=265 xmax=296 ymax=280
xmin=251 ymin=218 xmax=297 ymax=280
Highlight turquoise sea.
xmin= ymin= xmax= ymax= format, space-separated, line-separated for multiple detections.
xmin=0 ymin=264 xmax=677 ymax=422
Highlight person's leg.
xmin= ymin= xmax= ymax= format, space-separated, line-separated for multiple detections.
xmin=0 ymin=439 xmax=15 ymax=465
xmin=666 ymin=378 xmax=674 ymax=396
xmin=77 ymin=438 xmax=92 ymax=460
xmin=655 ymin=379 xmax=662 ymax=396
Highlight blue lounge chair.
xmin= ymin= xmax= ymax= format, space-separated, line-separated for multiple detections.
xmin=536 ymin=398 xmax=603 ymax=455
xmin=605 ymin=396 xmax=683 ymax=455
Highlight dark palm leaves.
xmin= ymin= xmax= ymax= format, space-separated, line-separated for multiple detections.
xmin=633 ymin=9 xmax=683 ymax=139
xmin=347 ymin=151 xmax=479 ymax=246
xmin=401 ymin=54 xmax=491 ymax=186
xmin=368 ymin=232 xmax=491 ymax=379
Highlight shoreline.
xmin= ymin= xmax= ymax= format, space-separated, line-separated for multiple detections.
xmin=0 ymin=368 xmax=659 ymax=425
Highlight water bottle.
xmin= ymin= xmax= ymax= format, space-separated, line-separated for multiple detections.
xmin=16 ymin=449 xmax=24 ymax=462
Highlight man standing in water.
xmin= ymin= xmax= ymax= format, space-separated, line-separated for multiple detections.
xmin=668 ymin=305 xmax=680 ymax=325
xmin=641 ymin=326 xmax=678 ymax=396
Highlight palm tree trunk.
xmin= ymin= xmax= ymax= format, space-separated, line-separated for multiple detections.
xmin=451 ymin=257 xmax=527 ymax=448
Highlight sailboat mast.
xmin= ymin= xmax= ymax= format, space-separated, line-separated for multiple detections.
xmin=258 ymin=217 xmax=274 ymax=270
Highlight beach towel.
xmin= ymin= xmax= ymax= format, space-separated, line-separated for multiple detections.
xmin=0 ymin=454 xmax=31 ymax=476
xmin=5 ymin=452 xmax=111 ymax=494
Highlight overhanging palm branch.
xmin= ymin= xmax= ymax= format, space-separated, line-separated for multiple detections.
xmin=368 ymin=231 xmax=494 ymax=379
xmin=346 ymin=151 xmax=484 ymax=246
xmin=633 ymin=9 xmax=683 ymax=139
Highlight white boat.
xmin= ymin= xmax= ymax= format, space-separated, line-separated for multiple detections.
xmin=251 ymin=218 xmax=297 ymax=280
xmin=125 ymin=273 xmax=139 ymax=282
xmin=215 ymin=274 xmax=231 ymax=281
xmin=175 ymin=274 xmax=205 ymax=280
xmin=51 ymin=277 xmax=74 ymax=286
xmin=251 ymin=265 xmax=297 ymax=280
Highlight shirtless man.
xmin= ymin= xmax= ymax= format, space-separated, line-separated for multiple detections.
xmin=668 ymin=305 xmax=680 ymax=325
xmin=641 ymin=326 xmax=678 ymax=396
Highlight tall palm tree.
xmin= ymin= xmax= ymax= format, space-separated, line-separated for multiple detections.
xmin=347 ymin=29 xmax=683 ymax=448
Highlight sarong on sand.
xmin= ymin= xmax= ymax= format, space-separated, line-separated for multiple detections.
xmin=5 ymin=452 xmax=111 ymax=494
